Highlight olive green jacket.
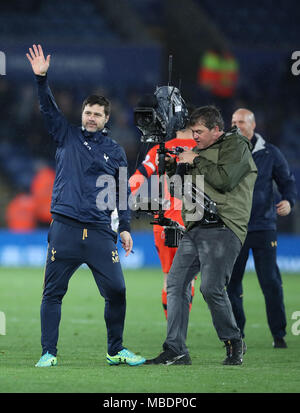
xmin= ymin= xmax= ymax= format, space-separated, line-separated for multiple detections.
xmin=166 ymin=128 xmax=257 ymax=244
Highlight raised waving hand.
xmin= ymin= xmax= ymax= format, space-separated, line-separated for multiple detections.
xmin=26 ymin=44 xmax=51 ymax=76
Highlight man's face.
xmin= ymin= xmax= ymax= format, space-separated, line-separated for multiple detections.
xmin=231 ymin=110 xmax=255 ymax=140
xmin=82 ymin=104 xmax=109 ymax=132
xmin=190 ymin=122 xmax=220 ymax=149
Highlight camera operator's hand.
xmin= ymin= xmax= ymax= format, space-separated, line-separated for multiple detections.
xmin=178 ymin=150 xmax=198 ymax=164
xmin=155 ymin=153 xmax=175 ymax=165
xmin=165 ymin=154 xmax=175 ymax=164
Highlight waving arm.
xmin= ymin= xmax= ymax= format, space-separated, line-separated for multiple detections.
xmin=26 ymin=44 xmax=69 ymax=145
xmin=26 ymin=44 xmax=50 ymax=76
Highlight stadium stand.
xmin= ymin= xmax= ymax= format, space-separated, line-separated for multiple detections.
xmin=0 ymin=0 xmax=122 ymax=43
xmin=196 ymin=0 xmax=300 ymax=49
xmin=0 ymin=0 xmax=299 ymax=232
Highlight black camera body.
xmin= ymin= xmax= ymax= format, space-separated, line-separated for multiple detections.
xmin=164 ymin=225 xmax=184 ymax=248
xmin=134 ymin=85 xmax=189 ymax=143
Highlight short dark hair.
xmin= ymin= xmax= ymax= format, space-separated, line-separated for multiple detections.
xmin=189 ymin=105 xmax=224 ymax=131
xmin=82 ymin=95 xmax=111 ymax=117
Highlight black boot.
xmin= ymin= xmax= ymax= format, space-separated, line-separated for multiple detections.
xmin=273 ymin=337 xmax=287 ymax=348
xmin=223 ymin=340 xmax=232 ymax=365
xmin=223 ymin=338 xmax=244 ymax=365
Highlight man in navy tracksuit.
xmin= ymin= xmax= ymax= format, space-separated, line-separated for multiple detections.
xmin=227 ymin=108 xmax=297 ymax=348
xmin=26 ymin=44 xmax=145 ymax=367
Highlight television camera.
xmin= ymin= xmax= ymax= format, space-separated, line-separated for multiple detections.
xmin=133 ymin=56 xmax=219 ymax=247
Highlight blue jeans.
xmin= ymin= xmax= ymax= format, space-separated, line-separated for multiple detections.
xmin=164 ymin=225 xmax=242 ymax=354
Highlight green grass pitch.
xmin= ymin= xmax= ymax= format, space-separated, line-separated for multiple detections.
xmin=0 ymin=266 xmax=300 ymax=393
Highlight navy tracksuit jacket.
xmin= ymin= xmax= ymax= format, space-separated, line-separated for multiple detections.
xmin=227 ymin=133 xmax=297 ymax=339
xmin=36 ymin=75 xmax=131 ymax=356
xmin=36 ymin=75 xmax=131 ymax=232
xmin=247 ymin=133 xmax=296 ymax=232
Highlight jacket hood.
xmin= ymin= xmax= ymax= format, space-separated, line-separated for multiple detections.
xmin=227 ymin=126 xmax=253 ymax=150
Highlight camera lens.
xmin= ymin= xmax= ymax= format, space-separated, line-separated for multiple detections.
xmin=135 ymin=110 xmax=154 ymax=128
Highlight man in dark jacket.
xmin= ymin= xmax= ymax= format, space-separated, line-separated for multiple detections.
xmin=26 ymin=44 xmax=145 ymax=367
xmin=227 ymin=108 xmax=297 ymax=349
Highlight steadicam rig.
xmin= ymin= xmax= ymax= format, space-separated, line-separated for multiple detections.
xmin=133 ymin=56 xmax=188 ymax=247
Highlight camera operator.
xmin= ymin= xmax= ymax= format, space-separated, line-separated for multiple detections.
xmin=146 ymin=105 xmax=257 ymax=366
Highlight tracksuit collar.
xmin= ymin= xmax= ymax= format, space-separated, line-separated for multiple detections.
xmin=81 ymin=126 xmax=104 ymax=142
xmin=252 ymin=133 xmax=266 ymax=154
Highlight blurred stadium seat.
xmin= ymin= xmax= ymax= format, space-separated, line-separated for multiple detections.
xmin=0 ymin=0 xmax=122 ymax=43
xmin=197 ymin=0 xmax=300 ymax=49
xmin=0 ymin=142 xmax=35 ymax=190
xmin=129 ymin=0 xmax=164 ymax=25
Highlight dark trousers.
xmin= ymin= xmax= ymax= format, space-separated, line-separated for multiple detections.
xmin=40 ymin=216 xmax=126 ymax=356
xmin=227 ymin=230 xmax=287 ymax=339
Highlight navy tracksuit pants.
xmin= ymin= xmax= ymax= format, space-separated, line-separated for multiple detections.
xmin=227 ymin=230 xmax=287 ymax=339
xmin=40 ymin=214 xmax=126 ymax=357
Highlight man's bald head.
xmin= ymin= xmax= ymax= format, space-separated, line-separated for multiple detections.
xmin=232 ymin=108 xmax=256 ymax=140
